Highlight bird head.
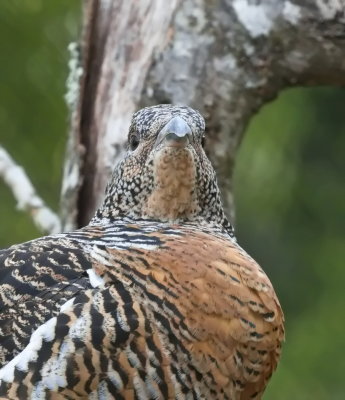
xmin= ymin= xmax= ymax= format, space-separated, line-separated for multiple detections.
xmin=94 ymin=105 xmax=233 ymax=236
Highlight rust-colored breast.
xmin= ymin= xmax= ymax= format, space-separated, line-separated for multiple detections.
xmin=0 ymin=225 xmax=284 ymax=399
xmin=101 ymin=226 xmax=285 ymax=399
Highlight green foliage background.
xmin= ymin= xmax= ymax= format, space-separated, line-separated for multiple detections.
xmin=235 ymin=88 xmax=345 ymax=399
xmin=0 ymin=2 xmax=344 ymax=399
xmin=0 ymin=1 xmax=77 ymax=244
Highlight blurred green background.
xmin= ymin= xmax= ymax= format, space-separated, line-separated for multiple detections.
xmin=235 ymin=88 xmax=345 ymax=399
xmin=0 ymin=1 xmax=78 ymax=243
xmin=0 ymin=2 xmax=344 ymax=399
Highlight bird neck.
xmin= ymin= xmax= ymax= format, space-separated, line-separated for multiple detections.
xmin=141 ymin=147 xmax=200 ymax=221
xmin=92 ymin=149 xmax=235 ymax=238
xmin=92 ymin=191 xmax=234 ymax=238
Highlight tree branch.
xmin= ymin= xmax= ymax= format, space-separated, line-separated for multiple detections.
xmin=0 ymin=146 xmax=61 ymax=235
xmin=69 ymin=0 xmax=345 ymax=225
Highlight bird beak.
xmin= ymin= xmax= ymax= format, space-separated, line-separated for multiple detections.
xmin=154 ymin=116 xmax=192 ymax=149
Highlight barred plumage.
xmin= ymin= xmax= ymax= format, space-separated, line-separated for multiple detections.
xmin=0 ymin=105 xmax=284 ymax=399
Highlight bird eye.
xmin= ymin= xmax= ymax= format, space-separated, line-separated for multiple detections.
xmin=129 ymin=135 xmax=140 ymax=151
xmin=201 ymin=135 xmax=206 ymax=148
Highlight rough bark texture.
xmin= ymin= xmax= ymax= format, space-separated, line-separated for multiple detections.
xmin=64 ymin=0 xmax=345 ymax=229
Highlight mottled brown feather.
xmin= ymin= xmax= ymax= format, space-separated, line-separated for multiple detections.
xmin=0 ymin=105 xmax=284 ymax=399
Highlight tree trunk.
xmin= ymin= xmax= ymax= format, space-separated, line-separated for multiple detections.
xmin=62 ymin=0 xmax=345 ymax=230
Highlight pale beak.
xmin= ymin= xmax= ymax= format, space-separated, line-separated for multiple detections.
xmin=154 ymin=116 xmax=192 ymax=148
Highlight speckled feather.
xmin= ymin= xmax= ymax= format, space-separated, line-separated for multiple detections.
xmin=0 ymin=105 xmax=284 ymax=399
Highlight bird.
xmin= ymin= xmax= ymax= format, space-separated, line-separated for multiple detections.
xmin=0 ymin=105 xmax=284 ymax=399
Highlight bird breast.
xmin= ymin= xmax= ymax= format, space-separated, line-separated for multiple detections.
xmin=143 ymin=147 xmax=200 ymax=221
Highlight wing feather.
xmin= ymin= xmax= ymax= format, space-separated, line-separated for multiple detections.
xmin=0 ymin=224 xmax=284 ymax=399
xmin=0 ymin=235 xmax=94 ymax=367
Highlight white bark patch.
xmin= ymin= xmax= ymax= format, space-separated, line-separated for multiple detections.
xmin=0 ymin=146 xmax=61 ymax=234
xmin=316 ymin=0 xmax=344 ymax=20
xmin=213 ymin=54 xmax=238 ymax=101
xmin=283 ymin=1 xmax=301 ymax=25
xmin=61 ymin=161 xmax=80 ymax=196
xmin=233 ymin=0 xmax=273 ymax=37
xmin=214 ymin=54 xmax=237 ymax=74
xmin=286 ymin=49 xmax=308 ymax=73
